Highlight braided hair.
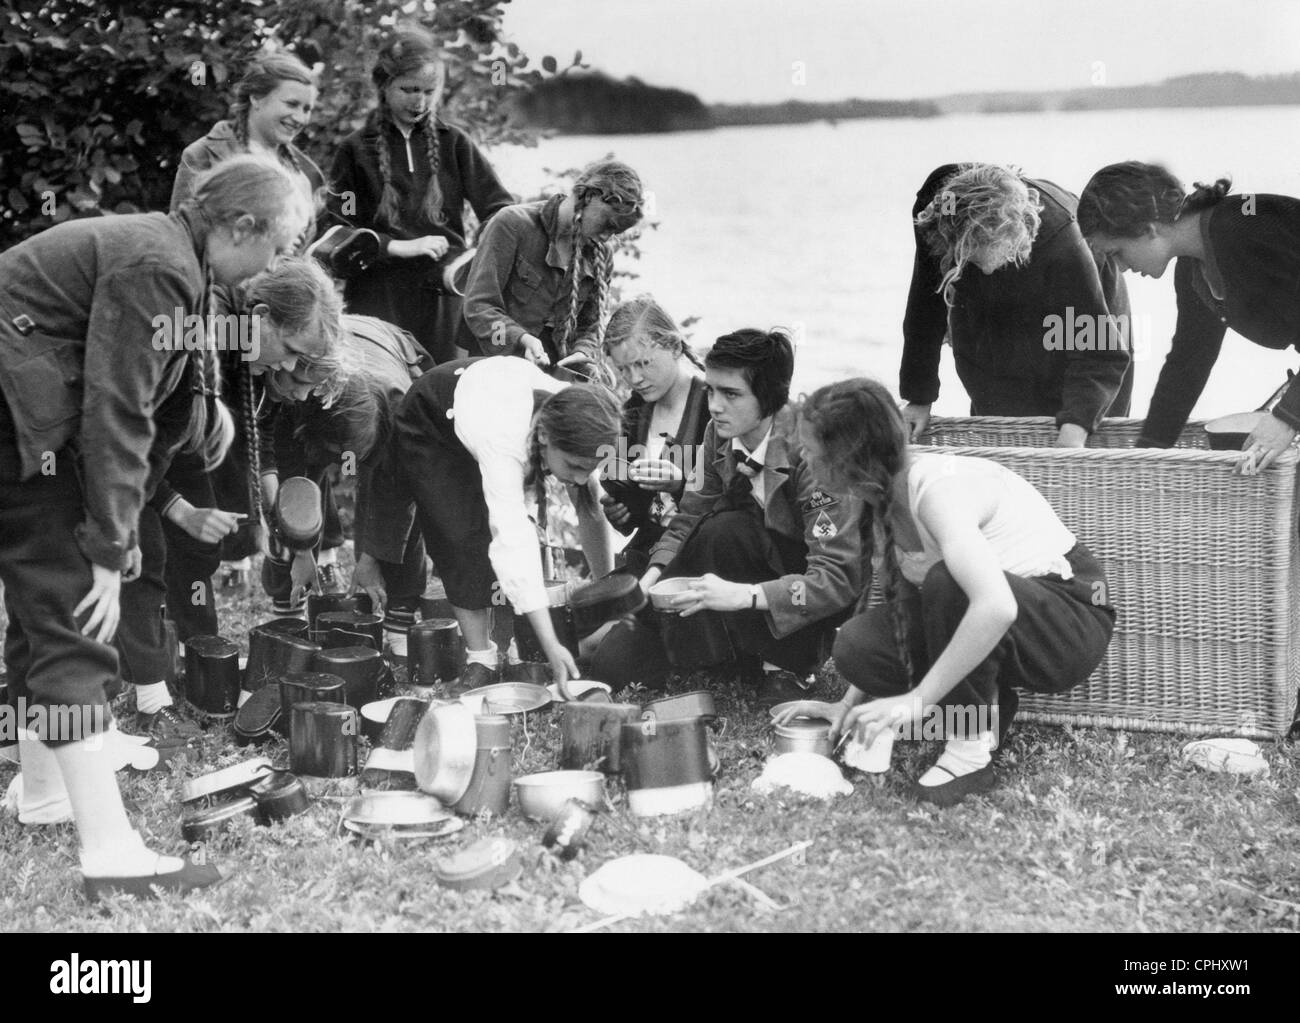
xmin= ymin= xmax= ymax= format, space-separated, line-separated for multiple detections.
xmin=371 ymin=25 xmax=447 ymax=231
xmin=802 ymin=378 xmax=916 ymax=685
xmin=1077 ymin=161 xmax=1232 ymax=239
xmin=525 ymin=383 xmax=624 ymax=547
xmin=603 ymin=294 xmax=705 ymax=370
xmin=556 ymin=160 xmax=643 ymax=359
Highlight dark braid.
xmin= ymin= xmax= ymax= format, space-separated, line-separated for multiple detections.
xmin=803 ymin=378 xmax=915 ymax=685
xmin=240 ymin=361 xmax=265 ymax=550
xmin=874 ymin=473 xmax=915 ymax=687
xmin=418 ymin=108 xmax=446 ymax=227
xmin=374 ymin=108 xmax=401 ymax=232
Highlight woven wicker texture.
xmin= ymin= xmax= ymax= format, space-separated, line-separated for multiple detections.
xmin=885 ymin=416 xmax=1299 ymax=738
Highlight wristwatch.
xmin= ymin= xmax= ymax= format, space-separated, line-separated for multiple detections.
xmin=750 ymin=584 xmax=761 ymax=610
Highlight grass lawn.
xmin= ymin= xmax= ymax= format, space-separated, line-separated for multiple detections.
xmin=2 ymin=551 xmax=1298 ymax=933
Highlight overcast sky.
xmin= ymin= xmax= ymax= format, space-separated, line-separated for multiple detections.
xmin=502 ymin=0 xmax=1300 ymax=102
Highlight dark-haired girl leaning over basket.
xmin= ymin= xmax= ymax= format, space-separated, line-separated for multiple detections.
xmin=776 ymin=378 xmax=1116 ymax=807
xmin=461 ymin=160 xmax=645 ymax=374
xmin=1078 ymin=163 xmax=1300 ymax=471
xmin=329 ymin=23 xmax=513 ymax=364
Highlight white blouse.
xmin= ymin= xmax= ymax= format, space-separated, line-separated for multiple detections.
xmin=450 ymin=357 xmax=566 ymax=615
xmin=896 ymin=452 xmax=1076 ymax=587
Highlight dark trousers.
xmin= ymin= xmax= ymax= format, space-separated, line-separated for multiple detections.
xmin=588 ymin=509 xmax=836 ymax=689
xmin=832 ymin=544 xmax=1114 ymax=721
xmin=114 ymin=505 xmax=174 ymax=687
xmin=401 ymin=434 xmax=496 ymax=611
xmin=0 ymin=406 xmax=115 ymax=741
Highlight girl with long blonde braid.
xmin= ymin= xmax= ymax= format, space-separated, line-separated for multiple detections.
xmin=329 ymin=23 xmax=513 ymax=364
xmin=462 ymin=159 xmax=644 ymax=375
xmin=778 ymin=378 xmax=1116 ymax=807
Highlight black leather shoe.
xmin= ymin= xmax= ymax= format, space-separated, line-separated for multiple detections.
xmin=912 ymin=762 xmax=998 ymax=808
xmin=134 ymin=705 xmax=201 ymax=747
xmin=753 ymin=669 xmax=811 ymax=708
xmin=84 ymin=854 xmax=222 ymax=902
xmin=449 ymin=661 xmax=499 ymax=697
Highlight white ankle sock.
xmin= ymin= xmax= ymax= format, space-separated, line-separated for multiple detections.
xmin=465 ymin=643 xmax=498 ymax=669
xmin=918 ymin=733 xmax=994 ymax=787
xmin=9 ymin=735 xmax=74 ymax=824
xmin=135 ymin=681 xmax=172 ymax=715
xmin=79 ymin=829 xmax=183 ymax=879
xmin=318 ymin=547 xmax=337 ymax=566
xmin=761 ymin=661 xmax=781 ymax=673
xmin=505 ymin=639 xmax=523 ymax=666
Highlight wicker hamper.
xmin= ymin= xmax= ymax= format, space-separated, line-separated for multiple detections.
xmin=899 ymin=416 xmax=1300 ymax=738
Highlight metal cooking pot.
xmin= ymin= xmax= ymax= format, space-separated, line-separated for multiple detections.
xmin=413 ymin=700 xmax=478 ymax=804
xmin=569 ymin=574 xmax=647 ymax=638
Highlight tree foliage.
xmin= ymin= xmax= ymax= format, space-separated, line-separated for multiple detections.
xmin=0 ymin=0 xmax=573 ymax=250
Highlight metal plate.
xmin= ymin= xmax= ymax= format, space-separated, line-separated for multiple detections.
xmin=342 ymin=817 xmax=465 ymax=842
xmin=459 ymin=682 xmax=551 ymax=715
xmin=341 ymin=790 xmax=453 ymax=827
xmin=180 ymin=757 xmax=274 ymax=804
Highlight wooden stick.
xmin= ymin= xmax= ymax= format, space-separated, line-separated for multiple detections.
xmin=723 ymin=876 xmax=783 ymax=912
xmin=1218 ymin=878 xmax=1300 ymax=911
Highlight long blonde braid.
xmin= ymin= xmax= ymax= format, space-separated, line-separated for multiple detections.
xmin=557 ymin=197 xmax=589 ymax=361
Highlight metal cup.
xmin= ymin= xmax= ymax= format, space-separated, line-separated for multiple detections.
xmin=408 ymin=618 xmax=464 ymax=688
xmin=289 ymin=701 xmax=359 ymax=778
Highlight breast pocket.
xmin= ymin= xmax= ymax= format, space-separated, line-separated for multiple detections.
xmin=3 ymin=334 xmax=83 ymax=431
xmin=507 ymin=256 xmax=546 ymax=304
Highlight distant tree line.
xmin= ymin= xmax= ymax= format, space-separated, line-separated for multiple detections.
xmin=513 ymin=71 xmax=940 ymax=134
xmin=513 ymin=71 xmax=712 ymax=133
xmin=710 ymin=97 xmax=940 ymax=125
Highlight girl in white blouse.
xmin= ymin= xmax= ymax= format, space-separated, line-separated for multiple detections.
xmin=782 ymin=378 xmax=1115 ymax=806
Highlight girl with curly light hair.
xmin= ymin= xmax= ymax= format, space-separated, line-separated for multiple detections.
xmin=900 ymin=162 xmax=1133 ymax=447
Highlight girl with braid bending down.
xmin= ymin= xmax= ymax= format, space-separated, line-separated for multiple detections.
xmin=778 ymin=379 xmax=1115 ymax=807
xmin=461 ymin=160 xmax=645 ymax=374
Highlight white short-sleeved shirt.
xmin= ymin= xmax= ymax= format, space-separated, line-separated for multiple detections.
xmin=450 ymin=358 xmax=566 ymax=615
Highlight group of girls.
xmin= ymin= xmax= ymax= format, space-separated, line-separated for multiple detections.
xmin=5 ymin=7 xmax=1299 ymax=898
xmin=0 ymin=19 xmax=653 ymax=901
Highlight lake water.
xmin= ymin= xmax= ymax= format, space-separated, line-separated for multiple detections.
xmin=489 ymin=106 xmax=1300 ymax=420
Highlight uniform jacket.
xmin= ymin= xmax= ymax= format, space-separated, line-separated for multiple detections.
xmin=0 ymin=209 xmax=208 ymax=568
xmin=169 ymin=119 xmax=325 ymax=221
xmin=649 ymin=406 xmax=868 ymax=639
xmin=327 ymin=116 xmax=512 ymax=254
xmin=461 ymin=195 xmax=604 ymax=363
xmin=1139 ymin=193 xmax=1300 ymax=446
xmin=901 ymin=164 xmax=1133 ymax=432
